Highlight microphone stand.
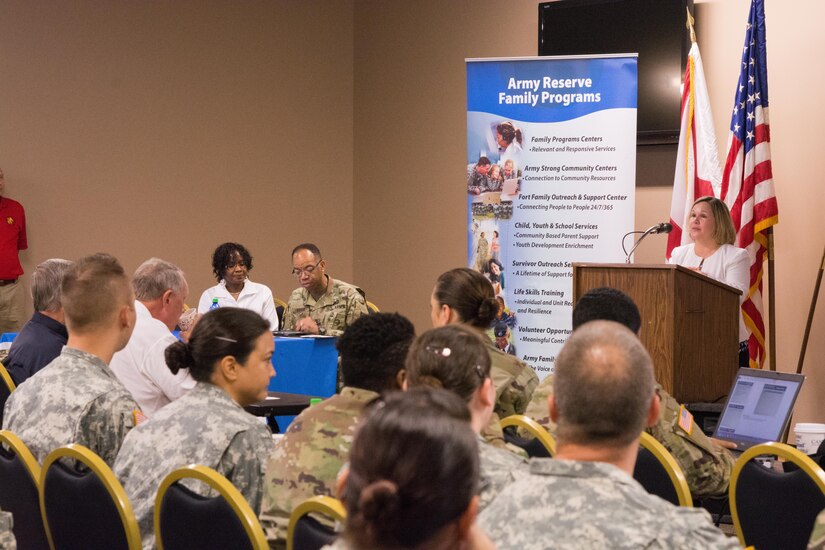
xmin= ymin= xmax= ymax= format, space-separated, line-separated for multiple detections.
xmin=625 ymin=224 xmax=666 ymax=263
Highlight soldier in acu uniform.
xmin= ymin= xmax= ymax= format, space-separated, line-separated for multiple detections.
xmin=0 ymin=508 xmax=15 ymax=550
xmin=479 ymin=321 xmax=740 ymax=550
xmin=405 ymin=324 xmax=529 ymax=511
xmin=282 ymin=243 xmax=368 ymax=337
xmin=260 ymin=313 xmax=415 ymax=549
xmin=523 ymin=287 xmax=734 ymax=498
xmin=325 ymin=388 xmax=494 ymax=550
xmin=3 ymin=253 xmax=140 ymax=467
xmin=114 ymin=308 xmax=275 ymax=550
xmin=809 ymin=509 xmax=825 ymax=550
xmin=429 ymin=268 xmax=539 ymax=448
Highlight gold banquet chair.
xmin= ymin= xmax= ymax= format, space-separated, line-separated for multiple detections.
xmin=365 ymin=301 xmax=380 ymax=314
xmin=632 ymin=431 xmax=693 ymax=507
xmin=0 ymin=363 xmax=15 ymax=427
xmin=500 ymin=414 xmax=557 ymax=457
xmin=0 ymin=430 xmax=50 ymax=549
xmin=39 ymin=444 xmax=141 ymax=550
xmin=287 ymin=495 xmax=346 ymax=550
xmin=155 ymin=464 xmax=268 ymax=550
xmin=730 ymin=441 xmax=825 ymax=550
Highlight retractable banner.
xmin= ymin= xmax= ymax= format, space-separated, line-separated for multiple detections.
xmin=466 ymin=55 xmax=637 ymax=378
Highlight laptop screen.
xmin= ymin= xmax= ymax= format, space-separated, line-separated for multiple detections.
xmin=713 ymin=368 xmax=805 ymax=448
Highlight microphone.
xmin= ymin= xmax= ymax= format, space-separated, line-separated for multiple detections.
xmin=625 ymin=222 xmax=673 ymax=263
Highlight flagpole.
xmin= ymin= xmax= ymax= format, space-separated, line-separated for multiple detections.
xmin=686 ymin=7 xmax=696 ymax=43
xmin=796 ymin=244 xmax=825 ymax=375
xmin=768 ymin=228 xmax=776 ymax=371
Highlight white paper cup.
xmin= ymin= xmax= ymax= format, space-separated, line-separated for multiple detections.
xmin=795 ymin=423 xmax=825 ymax=455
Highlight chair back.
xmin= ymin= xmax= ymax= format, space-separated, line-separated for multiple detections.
xmin=500 ymin=414 xmax=556 ymax=457
xmin=275 ymin=298 xmax=288 ymax=329
xmin=730 ymin=442 xmax=825 ymax=550
xmin=0 ymin=430 xmax=49 ymax=549
xmin=287 ymin=496 xmax=346 ymax=550
xmin=633 ymin=432 xmax=693 ymax=507
xmin=39 ymin=444 xmax=141 ymax=550
xmin=155 ymin=464 xmax=268 ymax=550
xmin=0 ymin=363 xmax=15 ymax=427
xmin=365 ymin=301 xmax=380 ymax=314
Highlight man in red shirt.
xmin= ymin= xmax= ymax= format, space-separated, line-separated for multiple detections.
xmin=0 ymin=168 xmax=28 ymax=334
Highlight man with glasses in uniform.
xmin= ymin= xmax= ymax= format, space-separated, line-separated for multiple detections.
xmin=282 ymin=243 xmax=368 ymax=337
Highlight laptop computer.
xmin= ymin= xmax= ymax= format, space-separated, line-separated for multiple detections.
xmin=712 ymin=367 xmax=805 ymax=454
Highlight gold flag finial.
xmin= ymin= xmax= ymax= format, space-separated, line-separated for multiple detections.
xmin=686 ymin=7 xmax=697 ymax=44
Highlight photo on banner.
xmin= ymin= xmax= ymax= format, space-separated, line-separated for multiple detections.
xmin=466 ymin=55 xmax=637 ymax=378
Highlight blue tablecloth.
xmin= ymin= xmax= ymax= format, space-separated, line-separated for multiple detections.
xmin=268 ymin=336 xmax=338 ymax=429
xmin=0 ymin=333 xmax=18 ymax=344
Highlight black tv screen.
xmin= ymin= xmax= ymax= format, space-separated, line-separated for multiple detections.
xmin=539 ymin=0 xmax=692 ymax=145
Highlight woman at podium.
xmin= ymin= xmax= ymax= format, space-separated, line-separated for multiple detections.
xmin=668 ymin=196 xmax=750 ymax=367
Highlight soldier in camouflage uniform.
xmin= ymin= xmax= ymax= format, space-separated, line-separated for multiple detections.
xmin=260 ymin=313 xmax=415 ymax=548
xmin=114 ymin=308 xmax=275 ymax=550
xmin=282 ymin=243 xmax=368 ymax=337
xmin=484 ymin=337 xmax=538 ymax=444
xmin=809 ymin=509 xmax=825 ymax=550
xmin=328 ymin=388 xmax=494 ymax=550
xmin=480 ymin=321 xmax=739 ymax=550
xmin=522 ymin=287 xmax=734 ymax=498
xmin=3 ymin=254 xmax=140 ymax=467
xmin=429 ymin=268 xmax=539 ymax=449
xmin=0 ymin=508 xmax=15 ymax=550
xmin=405 ymin=324 xmax=529 ymax=511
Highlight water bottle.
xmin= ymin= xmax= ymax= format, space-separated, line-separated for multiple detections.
xmin=209 ymin=298 xmax=220 ymax=311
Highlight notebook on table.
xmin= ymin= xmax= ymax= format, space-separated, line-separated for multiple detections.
xmin=712 ymin=367 xmax=805 ymax=455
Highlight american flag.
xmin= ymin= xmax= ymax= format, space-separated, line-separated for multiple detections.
xmin=720 ymin=0 xmax=779 ymax=368
xmin=667 ymin=41 xmax=722 ymax=257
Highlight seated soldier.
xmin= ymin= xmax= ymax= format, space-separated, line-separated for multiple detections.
xmin=479 ymin=321 xmax=739 ymax=549
xmin=330 ymin=388 xmax=494 ymax=550
xmin=429 ymin=268 xmax=539 ymax=448
xmin=3 ymin=253 xmax=140 ymax=466
xmin=523 ymin=287 xmax=734 ymax=498
xmin=259 ymin=312 xmax=415 ymax=548
xmin=282 ymin=243 xmax=368 ymax=336
xmin=404 ymin=324 xmax=529 ymax=510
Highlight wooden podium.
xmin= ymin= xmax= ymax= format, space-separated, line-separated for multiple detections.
xmin=572 ymin=263 xmax=741 ymax=403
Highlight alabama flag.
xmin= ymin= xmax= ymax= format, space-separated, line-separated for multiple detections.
xmin=667 ymin=41 xmax=722 ymax=258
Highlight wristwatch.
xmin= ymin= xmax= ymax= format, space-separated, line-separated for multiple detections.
xmin=318 ymin=326 xmax=327 ymax=335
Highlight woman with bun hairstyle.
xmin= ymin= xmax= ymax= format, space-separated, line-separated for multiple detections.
xmin=430 ymin=268 xmax=539 ymax=444
xmin=327 ymin=387 xmax=494 ymax=550
xmin=405 ymin=325 xmax=529 ymax=510
xmin=114 ymin=308 xmax=275 ymax=549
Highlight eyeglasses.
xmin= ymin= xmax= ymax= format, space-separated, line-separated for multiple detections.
xmin=292 ymin=260 xmax=321 ymax=277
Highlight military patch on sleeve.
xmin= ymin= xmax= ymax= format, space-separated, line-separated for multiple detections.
xmin=678 ymin=405 xmax=694 ymax=435
xmin=133 ymin=409 xmax=147 ymax=426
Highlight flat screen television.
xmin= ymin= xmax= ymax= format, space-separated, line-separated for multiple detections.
xmin=539 ymin=0 xmax=693 ymax=145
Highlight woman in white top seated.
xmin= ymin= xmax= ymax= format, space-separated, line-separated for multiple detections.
xmin=198 ymin=242 xmax=279 ymax=330
xmin=668 ymin=196 xmax=750 ymax=367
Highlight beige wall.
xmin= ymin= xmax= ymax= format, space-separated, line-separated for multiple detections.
xmin=0 ymin=0 xmax=355 ymax=308
xmin=353 ymin=0 xmax=825 ymax=425
xmin=2 ymin=1 xmax=823 ymax=424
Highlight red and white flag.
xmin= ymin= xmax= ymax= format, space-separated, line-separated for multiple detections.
xmin=667 ymin=42 xmax=722 ymax=258
xmin=720 ymin=0 xmax=778 ymax=368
